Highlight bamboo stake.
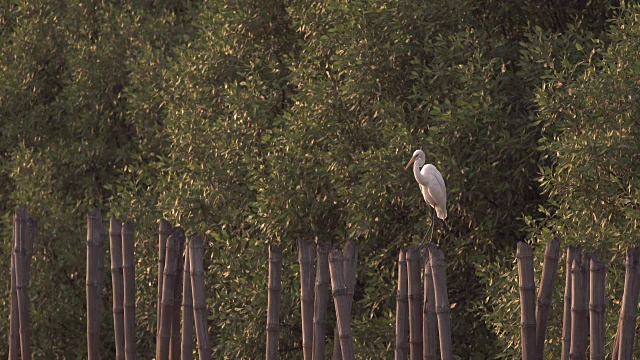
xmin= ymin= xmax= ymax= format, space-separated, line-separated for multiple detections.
xmin=561 ymin=246 xmax=580 ymax=360
xmin=422 ymin=246 xmax=437 ymax=360
xmin=333 ymin=241 xmax=358 ymax=359
xmin=190 ymin=233 xmax=211 ymax=360
xmin=395 ymin=249 xmax=408 ymax=360
xmin=122 ymin=221 xmax=137 ymax=360
xmin=312 ymin=243 xmax=331 ymax=360
xmin=9 ymin=250 xmax=19 ymax=360
xmin=589 ymin=253 xmax=606 ymax=360
xmin=406 ymin=246 xmax=423 ymax=360
xmin=170 ymin=236 xmax=186 ymax=360
xmin=86 ymin=209 xmax=101 ymax=360
xmin=516 ymin=242 xmax=536 ymax=360
xmin=616 ymin=247 xmax=640 ymax=359
xmin=157 ymin=228 xmax=183 ymax=360
xmin=570 ymin=258 xmax=587 ymax=360
xmin=110 ymin=217 xmax=125 ymax=360
xmin=298 ymin=239 xmax=315 ymax=360
xmin=266 ymin=244 xmax=283 ymax=360
xmin=429 ymin=247 xmax=452 ymax=360
xmin=158 ymin=220 xmax=172 ymax=334
xmin=534 ymin=236 xmax=560 ymax=360
xmin=181 ymin=238 xmax=194 ymax=360
xmin=329 ymin=250 xmax=354 ymax=360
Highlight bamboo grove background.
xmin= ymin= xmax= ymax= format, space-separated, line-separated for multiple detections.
xmin=2 ymin=0 xmax=640 ymax=358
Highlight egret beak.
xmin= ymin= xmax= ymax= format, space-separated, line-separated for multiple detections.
xmin=404 ymin=155 xmax=417 ymax=170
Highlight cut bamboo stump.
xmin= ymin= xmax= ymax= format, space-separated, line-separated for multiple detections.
xmin=312 ymin=243 xmax=331 ymax=360
xmin=516 ymin=242 xmax=536 ymax=360
xmin=266 ymin=244 xmax=283 ymax=360
xmin=561 ymin=245 xmax=580 ymax=360
xmin=535 ymin=236 xmax=560 ymax=360
xmin=170 ymin=235 xmax=186 ymax=360
xmin=158 ymin=228 xmax=183 ymax=360
xmin=86 ymin=209 xmax=102 ymax=360
xmin=406 ymin=246 xmax=423 ymax=360
xmin=110 ymin=217 xmax=125 ymax=360
xmin=615 ymin=247 xmax=640 ymax=360
xmin=158 ymin=220 xmax=172 ymax=336
xmin=589 ymin=253 xmax=606 ymax=360
xmin=429 ymin=247 xmax=452 ymax=360
xmin=395 ymin=249 xmax=408 ymax=360
xmin=298 ymin=239 xmax=315 ymax=360
xmin=329 ymin=250 xmax=354 ymax=360
xmin=570 ymin=257 xmax=587 ymax=360
xmin=122 ymin=221 xmax=137 ymax=360
xmin=333 ymin=241 xmax=358 ymax=360
xmin=181 ymin=237 xmax=195 ymax=360
xmin=190 ymin=234 xmax=211 ymax=360
xmin=422 ymin=246 xmax=437 ymax=360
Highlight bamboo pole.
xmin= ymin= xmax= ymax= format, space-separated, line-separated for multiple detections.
xmin=266 ymin=244 xmax=283 ymax=360
xmin=395 ymin=249 xmax=408 ymax=360
xmin=9 ymin=249 xmax=19 ymax=360
xmin=406 ymin=246 xmax=423 ymax=360
xmin=298 ymin=239 xmax=315 ymax=360
xmin=422 ymin=246 xmax=437 ymax=360
xmin=616 ymin=247 xmax=640 ymax=360
xmin=86 ymin=209 xmax=101 ymax=360
xmin=110 ymin=217 xmax=125 ymax=360
xmin=312 ymin=242 xmax=331 ymax=360
xmin=570 ymin=258 xmax=586 ymax=360
xmin=170 ymin=236 xmax=186 ymax=360
xmin=190 ymin=233 xmax=211 ymax=360
xmin=333 ymin=241 xmax=358 ymax=359
xmin=589 ymin=253 xmax=606 ymax=360
xmin=516 ymin=242 xmax=536 ymax=360
xmin=158 ymin=220 xmax=172 ymax=334
xmin=429 ymin=247 xmax=452 ymax=360
xmin=534 ymin=236 xmax=560 ymax=360
xmin=181 ymin=238 xmax=194 ymax=360
xmin=329 ymin=250 xmax=354 ymax=360
xmin=561 ymin=245 xmax=580 ymax=360
xmin=157 ymin=228 xmax=183 ymax=360
xmin=122 ymin=221 xmax=137 ymax=360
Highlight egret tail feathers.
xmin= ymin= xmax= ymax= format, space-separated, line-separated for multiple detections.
xmin=436 ymin=207 xmax=447 ymax=220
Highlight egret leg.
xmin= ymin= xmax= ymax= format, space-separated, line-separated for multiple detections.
xmin=419 ymin=210 xmax=436 ymax=247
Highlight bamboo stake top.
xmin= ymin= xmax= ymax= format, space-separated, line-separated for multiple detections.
xmin=516 ymin=242 xmax=533 ymax=258
xmin=122 ymin=221 xmax=135 ymax=236
xmin=268 ymin=244 xmax=283 ymax=262
xmin=159 ymin=219 xmax=172 ymax=234
xmin=110 ymin=216 xmax=122 ymax=235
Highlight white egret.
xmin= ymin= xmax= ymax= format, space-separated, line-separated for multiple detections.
xmin=405 ymin=149 xmax=447 ymax=244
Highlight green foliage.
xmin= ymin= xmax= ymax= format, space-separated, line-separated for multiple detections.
xmin=0 ymin=0 xmax=636 ymax=359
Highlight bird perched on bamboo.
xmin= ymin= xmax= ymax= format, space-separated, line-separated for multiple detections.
xmin=405 ymin=149 xmax=447 ymax=244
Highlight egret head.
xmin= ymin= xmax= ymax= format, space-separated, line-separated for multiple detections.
xmin=404 ymin=149 xmax=425 ymax=170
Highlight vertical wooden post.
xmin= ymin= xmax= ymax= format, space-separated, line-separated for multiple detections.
xmin=570 ymin=258 xmax=587 ymax=360
xmin=589 ymin=253 xmax=606 ymax=360
xmin=615 ymin=247 xmax=640 ymax=359
xmin=266 ymin=244 xmax=283 ymax=360
xmin=534 ymin=236 xmax=560 ymax=360
xmin=157 ymin=228 xmax=183 ymax=360
xmin=406 ymin=246 xmax=423 ymax=360
xmin=298 ymin=239 xmax=315 ymax=360
xmin=122 ymin=221 xmax=137 ymax=360
xmin=110 ymin=217 xmax=125 ymax=360
xmin=13 ymin=208 xmax=35 ymax=360
xmin=329 ymin=250 xmax=354 ymax=360
xmin=190 ymin=234 xmax=211 ymax=360
xmin=158 ymin=220 xmax=172 ymax=336
xmin=181 ymin=238 xmax=194 ymax=360
xmin=422 ymin=247 xmax=437 ymax=360
xmin=312 ymin=243 xmax=331 ymax=360
xmin=395 ymin=249 xmax=408 ymax=360
xmin=170 ymin=236 xmax=186 ymax=360
xmin=86 ymin=209 xmax=101 ymax=360
xmin=9 ymin=246 xmax=19 ymax=360
xmin=561 ymin=245 xmax=580 ymax=360
xmin=333 ymin=241 xmax=358 ymax=359
xmin=516 ymin=242 xmax=536 ymax=360
xmin=429 ymin=247 xmax=452 ymax=360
